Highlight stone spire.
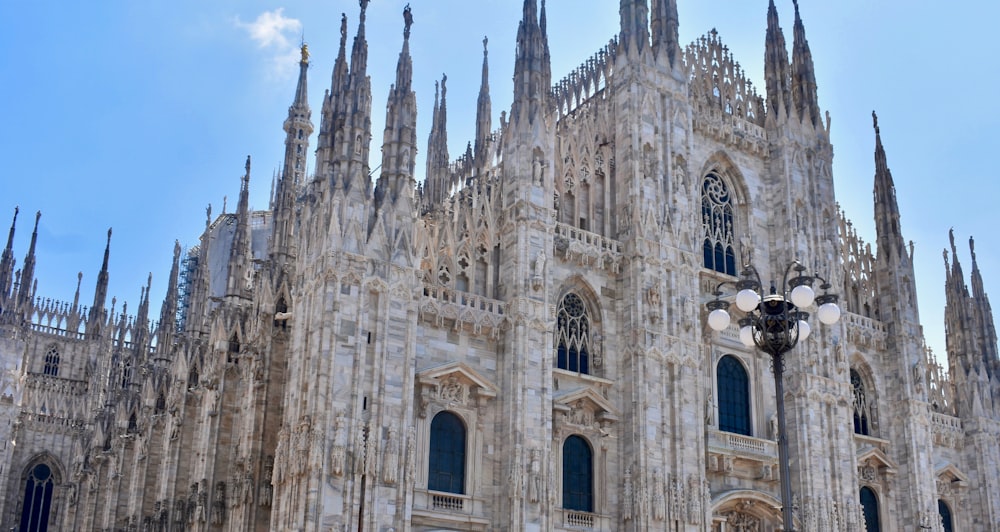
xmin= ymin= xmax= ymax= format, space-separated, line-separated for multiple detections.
xmin=763 ymin=0 xmax=792 ymax=125
xmin=872 ymin=112 xmax=907 ymax=265
xmin=474 ymin=36 xmax=492 ymax=177
xmin=510 ymin=0 xmax=551 ymax=127
xmin=424 ymin=75 xmax=450 ymax=208
xmin=157 ymin=241 xmax=182 ymax=345
xmin=340 ymin=0 xmax=373 ymax=194
xmin=969 ymin=237 xmax=999 ymax=374
xmin=373 ymin=4 xmax=417 ymax=213
xmin=619 ymin=0 xmax=651 ymax=56
xmin=273 ymin=43 xmax=313 ymax=260
xmin=226 ymin=157 xmax=253 ymax=299
xmin=0 ymin=207 xmax=18 ymax=307
xmin=316 ymin=13 xmax=350 ymax=179
xmin=87 ymin=227 xmax=112 ymax=337
xmin=946 ymin=232 xmax=1000 ymax=382
xmin=650 ymin=0 xmax=680 ymax=67
xmin=790 ymin=0 xmax=821 ymax=128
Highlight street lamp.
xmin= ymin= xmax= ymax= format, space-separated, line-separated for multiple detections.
xmin=706 ymin=261 xmax=840 ymax=531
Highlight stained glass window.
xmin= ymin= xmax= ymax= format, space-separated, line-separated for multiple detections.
xmin=428 ymin=411 xmax=466 ymax=494
xmin=557 ymin=293 xmax=591 ymax=374
xmin=20 ymin=463 xmax=54 ymax=532
xmin=43 ymin=347 xmax=59 ymax=377
xmin=702 ymin=172 xmax=737 ymax=276
xmin=852 ymin=369 xmax=871 ymax=436
xmin=562 ymin=435 xmax=593 ymax=512
xmin=718 ymin=355 xmax=751 ymax=436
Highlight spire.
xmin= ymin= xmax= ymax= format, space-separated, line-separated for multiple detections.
xmin=790 ymin=0 xmax=821 ymax=128
xmin=619 ymin=0 xmax=651 ymax=56
xmin=159 ymin=241 xmax=182 ymax=341
xmin=0 ymin=207 xmax=18 ymax=305
xmin=969 ymin=236 xmax=999 ymax=375
xmin=764 ymin=0 xmax=792 ymax=125
xmin=17 ymin=211 xmax=41 ymax=312
xmin=273 ymin=43 xmax=313 ymax=259
xmin=316 ymin=14 xmax=350 ymax=179
xmin=226 ymin=157 xmax=253 ymax=299
xmin=511 ymin=0 xmax=551 ymax=127
xmin=340 ymin=0 xmax=374 ymax=194
xmin=86 ymin=227 xmax=112 ymax=337
xmin=474 ymin=37 xmax=493 ymax=177
xmin=872 ymin=112 xmax=905 ymax=263
xmin=373 ymin=4 xmax=418 ymax=214
xmin=350 ymin=0 xmax=370 ymax=80
xmin=650 ymin=0 xmax=680 ymax=67
xmin=424 ymin=76 xmax=451 ymax=209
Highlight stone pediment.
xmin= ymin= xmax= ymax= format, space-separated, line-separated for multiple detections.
xmin=416 ymin=362 xmax=498 ymax=416
xmin=857 ymin=447 xmax=898 ymax=480
xmin=936 ymin=463 xmax=969 ymax=487
xmin=552 ymin=387 xmax=619 ymax=424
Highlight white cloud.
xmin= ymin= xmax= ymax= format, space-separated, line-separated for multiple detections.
xmin=235 ymin=9 xmax=302 ymax=79
xmin=236 ymin=8 xmax=302 ymax=50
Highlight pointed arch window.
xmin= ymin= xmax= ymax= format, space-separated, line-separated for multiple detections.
xmin=43 ymin=346 xmax=59 ymax=377
xmin=428 ymin=411 xmax=466 ymax=494
xmin=938 ymin=499 xmax=954 ymax=532
xmin=20 ymin=463 xmax=54 ymax=532
xmin=556 ymin=293 xmax=591 ymax=374
xmin=120 ymin=360 xmax=133 ymax=388
xmin=562 ymin=435 xmax=593 ymax=512
xmin=852 ymin=369 xmax=872 ymax=436
xmin=860 ymin=486 xmax=880 ymax=532
xmin=702 ymin=172 xmax=737 ymax=276
xmin=717 ymin=355 xmax=751 ymax=436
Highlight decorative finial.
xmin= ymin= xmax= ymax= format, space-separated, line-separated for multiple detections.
xmin=970 ymin=236 xmax=977 ymax=263
xmin=872 ymin=110 xmax=879 ymax=134
xmin=949 ymin=227 xmax=957 ymax=256
xmin=341 ymin=13 xmax=348 ymax=41
xmin=245 ymin=155 xmax=251 ymax=176
xmin=107 ymin=227 xmax=113 ymax=243
xmin=483 ymin=35 xmax=488 ymax=54
xmin=300 ymin=42 xmax=309 ymax=63
xmin=359 ymin=0 xmax=369 ymax=16
xmin=403 ymin=5 xmax=413 ymax=40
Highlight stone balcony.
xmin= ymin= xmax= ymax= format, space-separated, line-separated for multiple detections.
xmin=707 ymin=428 xmax=779 ymax=482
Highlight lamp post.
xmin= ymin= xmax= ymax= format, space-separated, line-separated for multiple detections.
xmin=706 ymin=261 xmax=841 ymax=531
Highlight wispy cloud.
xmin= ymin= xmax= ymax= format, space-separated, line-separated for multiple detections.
xmin=235 ymin=8 xmax=302 ymax=79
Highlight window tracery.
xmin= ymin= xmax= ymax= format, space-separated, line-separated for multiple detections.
xmin=702 ymin=172 xmax=737 ymax=276
xmin=852 ymin=369 xmax=873 ymax=436
xmin=43 ymin=345 xmax=60 ymax=377
xmin=20 ymin=463 xmax=55 ymax=531
xmin=557 ymin=293 xmax=592 ymax=374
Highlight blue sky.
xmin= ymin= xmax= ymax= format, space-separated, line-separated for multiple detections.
xmin=1 ymin=0 xmax=998 ymax=362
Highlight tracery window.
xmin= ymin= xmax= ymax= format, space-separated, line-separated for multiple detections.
xmin=43 ymin=346 xmax=59 ymax=377
xmin=860 ymin=486 xmax=880 ymax=532
xmin=852 ymin=369 xmax=872 ymax=436
xmin=702 ymin=172 xmax=737 ymax=276
xmin=562 ymin=435 xmax=593 ymax=512
xmin=20 ymin=463 xmax=54 ymax=532
xmin=556 ymin=293 xmax=591 ymax=374
xmin=428 ymin=411 xmax=465 ymax=494
xmin=938 ymin=499 xmax=953 ymax=532
xmin=717 ymin=355 xmax=751 ymax=436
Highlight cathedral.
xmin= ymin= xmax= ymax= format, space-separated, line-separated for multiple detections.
xmin=2 ymin=0 xmax=998 ymax=530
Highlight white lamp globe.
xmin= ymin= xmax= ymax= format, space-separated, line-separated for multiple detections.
xmin=817 ymin=302 xmax=841 ymax=325
xmin=708 ymin=309 xmax=731 ymax=331
xmin=735 ymin=289 xmax=761 ymax=312
xmin=790 ymin=284 xmax=816 ymax=308
xmin=739 ymin=325 xmax=755 ymax=347
xmin=797 ymin=319 xmax=812 ymax=341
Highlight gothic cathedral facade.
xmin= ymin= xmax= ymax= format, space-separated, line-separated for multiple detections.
xmin=0 ymin=1 xmax=997 ymax=530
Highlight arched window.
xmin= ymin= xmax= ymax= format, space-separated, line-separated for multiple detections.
xmin=428 ymin=411 xmax=466 ymax=494
xmin=852 ymin=369 xmax=872 ymax=436
xmin=20 ymin=463 xmax=54 ymax=532
xmin=562 ymin=435 xmax=593 ymax=512
xmin=43 ymin=346 xmax=59 ymax=377
xmin=188 ymin=365 xmax=199 ymax=388
xmin=120 ymin=360 xmax=132 ymax=388
xmin=717 ymin=355 xmax=751 ymax=436
xmin=701 ymin=172 xmax=737 ymax=276
xmin=939 ymin=499 xmax=953 ymax=532
xmin=860 ymin=486 xmax=880 ymax=532
xmin=556 ymin=293 xmax=591 ymax=374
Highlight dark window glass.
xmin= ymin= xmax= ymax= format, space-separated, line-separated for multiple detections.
xmin=860 ymin=486 xmax=880 ymax=532
xmin=702 ymin=173 xmax=737 ymax=275
xmin=562 ymin=435 xmax=593 ymax=512
xmin=43 ymin=347 xmax=59 ymax=377
xmin=556 ymin=293 xmax=591 ymax=374
xmin=852 ymin=369 xmax=871 ymax=436
xmin=939 ymin=499 xmax=953 ymax=532
xmin=20 ymin=463 xmax=54 ymax=532
xmin=718 ymin=355 xmax=751 ymax=436
xmin=428 ymin=411 xmax=466 ymax=494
